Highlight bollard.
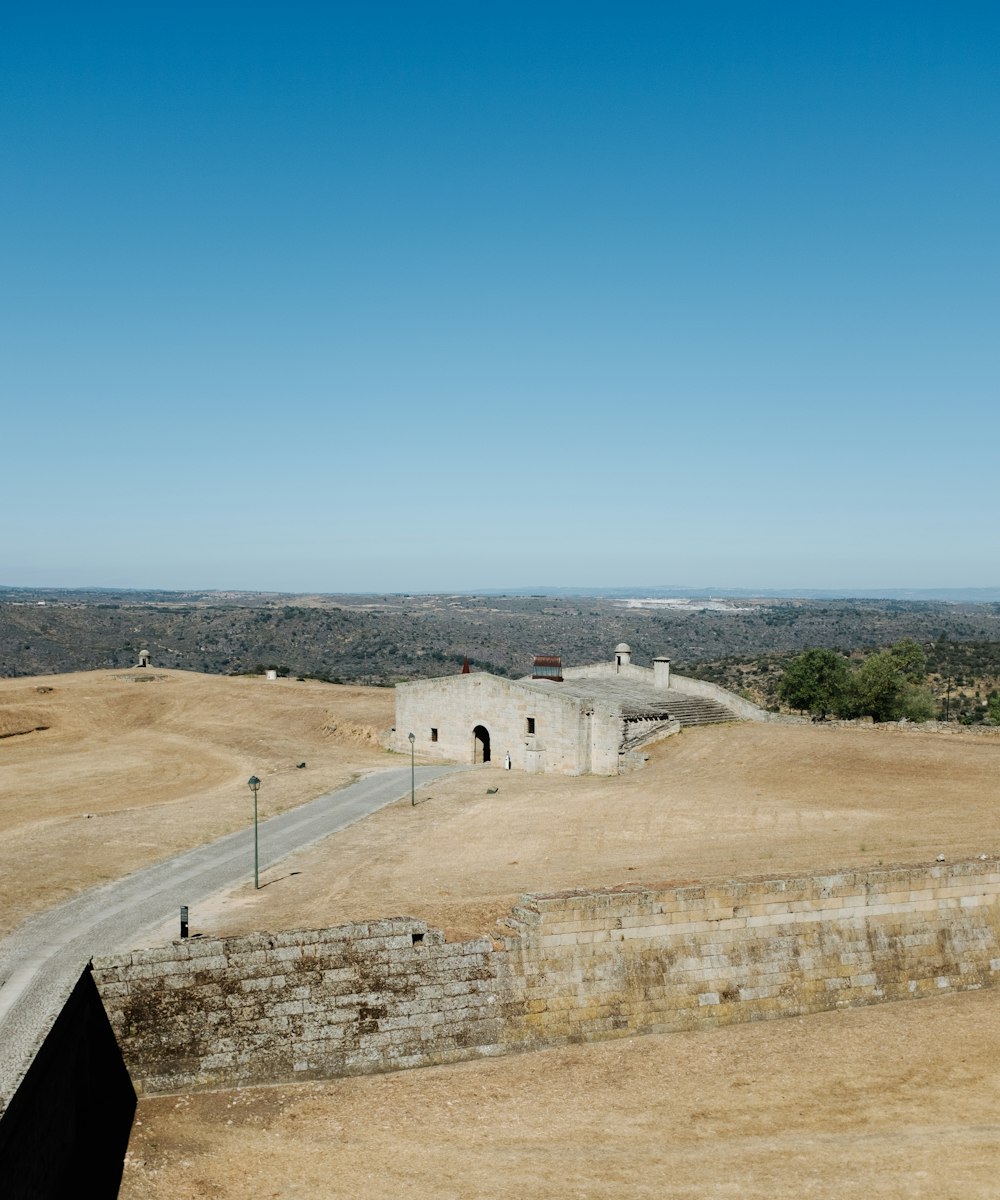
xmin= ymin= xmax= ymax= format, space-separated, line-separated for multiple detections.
xmin=180 ymin=905 xmax=189 ymax=939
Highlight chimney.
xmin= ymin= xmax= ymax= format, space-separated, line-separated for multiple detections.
xmin=654 ymin=656 xmax=671 ymax=689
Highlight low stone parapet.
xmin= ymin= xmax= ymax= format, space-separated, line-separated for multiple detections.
xmin=93 ymin=859 xmax=1000 ymax=1095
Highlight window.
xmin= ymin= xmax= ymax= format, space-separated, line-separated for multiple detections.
xmin=430 ymin=728 xmax=438 ymax=742
xmin=526 ymin=717 xmax=536 ymax=735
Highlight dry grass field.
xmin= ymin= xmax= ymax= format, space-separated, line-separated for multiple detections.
xmin=0 ymin=669 xmax=395 ymax=933
xmin=125 ymin=714 xmax=1000 ymax=1198
xmin=6 ymin=670 xmax=1000 ymax=1196
xmin=186 ymin=720 xmax=1000 ymax=944
xmin=122 ymin=985 xmax=1000 ymax=1200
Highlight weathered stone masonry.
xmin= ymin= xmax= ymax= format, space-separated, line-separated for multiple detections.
xmin=92 ymin=921 xmax=507 ymax=1094
xmin=93 ymin=859 xmax=1000 ymax=1095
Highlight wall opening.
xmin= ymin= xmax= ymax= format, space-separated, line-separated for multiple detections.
xmin=473 ymin=725 xmax=491 ymax=764
xmin=430 ymin=728 xmax=438 ymax=742
xmin=526 ymin=717 xmax=536 ymax=735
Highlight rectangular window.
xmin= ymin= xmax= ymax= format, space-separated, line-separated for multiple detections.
xmin=526 ymin=717 xmax=536 ymax=735
xmin=430 ymin=728 xmax=438 ymax=742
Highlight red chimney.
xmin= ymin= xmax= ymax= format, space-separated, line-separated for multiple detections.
xmin=461 ymin=657 xmax=470 ymax=673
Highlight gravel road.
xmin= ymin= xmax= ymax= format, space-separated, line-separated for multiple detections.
xmin=0 ymin=764 xmax=462 ymax=1114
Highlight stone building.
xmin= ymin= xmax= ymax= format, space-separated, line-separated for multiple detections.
xmin=391 ymin=644 xmax=762 ymax=776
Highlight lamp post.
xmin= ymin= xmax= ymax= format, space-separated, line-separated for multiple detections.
xmin=247 ymin=775 xmax=261 ymax=889
xmin=408 ymin=732 xmax=415 ymax=806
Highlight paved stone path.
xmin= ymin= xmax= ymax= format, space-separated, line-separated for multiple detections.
xmin=0 ymin=764 xmax=462 ymax=1114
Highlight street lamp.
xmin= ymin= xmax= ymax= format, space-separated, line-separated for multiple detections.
xmin=247 ymin=775 xmax=261 ymax=889
xmin=408 ymin=732 xmax=415 ymax=806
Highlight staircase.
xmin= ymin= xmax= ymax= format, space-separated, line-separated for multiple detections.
xmin=662 ymin=691 xmax=736 ymax=727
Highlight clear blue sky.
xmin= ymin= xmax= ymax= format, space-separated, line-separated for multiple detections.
xmin=2 ymin=2 xmax=997 ymax=592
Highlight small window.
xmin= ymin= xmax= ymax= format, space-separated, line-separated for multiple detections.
xmin=526 ymin=717 xmax=536 ymax=735
xmin=430 ymin=728 xmax=438 ymax=742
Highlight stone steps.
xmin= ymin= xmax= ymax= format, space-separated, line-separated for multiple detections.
xmin=662 ymin=693 xmax=736 ymax=726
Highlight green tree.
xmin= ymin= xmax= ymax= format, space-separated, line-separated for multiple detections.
xmin=887 ymin=637 xmax=927 ymax=682
xmin=847 ymin=647 xmax=934 ymax=722
xmin=847 ymin=651 xmax=902 ymax=721
xmin=899 ymin=682 xmax=936 ymax=722
xmin=777 ymin=649 xmax=852 ymax=718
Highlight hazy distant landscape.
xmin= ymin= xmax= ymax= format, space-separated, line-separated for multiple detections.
xmin=3 ymin=585 xmax=1000 ymax=721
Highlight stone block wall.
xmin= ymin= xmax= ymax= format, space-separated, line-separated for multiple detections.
xmin=93 ymin=919 xmax=507 ymax=1094
xmin=93 ymin=860 xmax=1000 ymax=1095
xmin=501 ymin=860 xmax=1000 ymax=1045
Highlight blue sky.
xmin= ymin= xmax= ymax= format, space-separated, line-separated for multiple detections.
xmin=2 ymin=2 xmax=997 ymax=592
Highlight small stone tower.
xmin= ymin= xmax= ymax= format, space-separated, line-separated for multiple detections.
xmin=614 ymin=643 xmax=631 ymax=671
xmin=137 ymin=649 xmax=151 ymax=668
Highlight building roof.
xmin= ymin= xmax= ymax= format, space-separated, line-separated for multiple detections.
xmin=516 ymin=673 xmax=675 ymax=718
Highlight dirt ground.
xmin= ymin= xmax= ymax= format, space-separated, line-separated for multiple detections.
xmin=122 ymin=986 xmax=1000 ymax=1200
xmin=0 ymin=669 xmax=395 ymax=933
xmin=186 ymin=720 xmax=1000 ymax=943
xmin=7 ymin=672 xmax=1000 ymax=1195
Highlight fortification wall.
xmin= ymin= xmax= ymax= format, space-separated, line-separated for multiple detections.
xmin=93 ymin=860 xmax=1000 ymax=1095
xmin=503 ymin=860 xmax=1000 ymax=1044
xmin=93 ymin=920 xmax=507 ymax=1094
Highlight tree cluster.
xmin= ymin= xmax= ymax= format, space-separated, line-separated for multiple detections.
xmin=777 ymin=640 xmax=936 ymax=722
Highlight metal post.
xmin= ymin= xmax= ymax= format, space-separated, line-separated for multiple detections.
xmin=248 ymin=776 xmax=261 ymax=889
xmin=408 ymin=732 xmax=415 ymax=806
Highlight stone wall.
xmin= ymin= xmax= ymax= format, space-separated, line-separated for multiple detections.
xmin=93 ymin=920 xmax=509 ymax=1094
xmin=93 ymin=860 xmax=1000 ymax=1095
xmin=502 ymin=860 xmax=1000 ymax=1044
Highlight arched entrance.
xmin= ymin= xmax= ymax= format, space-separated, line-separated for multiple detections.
xmin=472 ymin=725 xmax=491 ymax=764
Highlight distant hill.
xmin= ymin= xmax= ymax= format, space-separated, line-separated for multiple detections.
xmin=2 ymin=587 xmax=999 ymax=685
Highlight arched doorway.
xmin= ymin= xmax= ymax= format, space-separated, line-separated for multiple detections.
xmin=472 ymin=725 xmax=491 ymax=764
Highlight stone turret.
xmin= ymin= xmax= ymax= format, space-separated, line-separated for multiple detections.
xmin=614 ymin=643 xmax=631 ymax=671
